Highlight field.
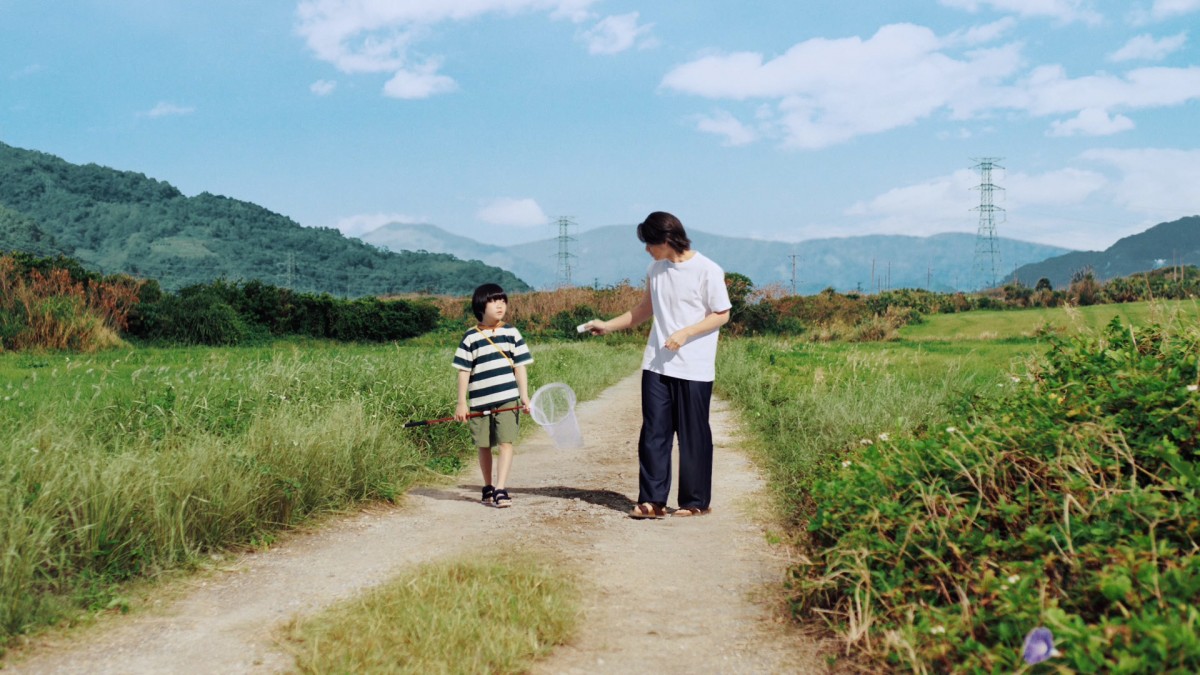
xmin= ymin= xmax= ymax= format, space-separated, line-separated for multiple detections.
xmin=0 ymin=337 xmax=643 ymax=646
xmin=716 ymin=300 xmax=1200 ymax=672
xmin=4 ymin=298 xmax=1198 ymax=671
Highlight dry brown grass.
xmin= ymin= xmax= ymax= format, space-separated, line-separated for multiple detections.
xmin=0 ymin=256 xmax=142 ymax=352
xmin=393 ymin=283 xmax=645 ymax=331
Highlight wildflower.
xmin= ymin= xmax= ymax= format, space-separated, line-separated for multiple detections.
xmin=930 ymin=625 xmax=946 ymax=635
xmin=1007 ymin=574 xmax=1021 ymax=584
xmin=1010 ymin=376 xmax=1020 ymax=383
xmin=859 ymin=438 xmax=873 ymax=446
xmin=842 ymin=460 xmax=852 ymax=468
xmin=1188 ymin=384 xmax=1198 ymax=392
xmin=878 ymin=432 xmax=890 ymax=441
xmin=1022 ymin=627 xmax=1056 ymax=665
xmin=946 ymin=426 xmax=957 ymax=433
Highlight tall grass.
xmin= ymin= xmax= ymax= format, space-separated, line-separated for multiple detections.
xmin=0 ymin=256 xmax=141 ymax=353
xmin=715 ymin=337 xmax=1036 ymax=525
xmin=283 ymin=550 xmax=579 ymax=674
xmin=0 ymin=339 xmax=642 ymax=646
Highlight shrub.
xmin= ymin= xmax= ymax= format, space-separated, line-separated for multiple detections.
xmin=795 ymin=317 xmax=1200 ymax=672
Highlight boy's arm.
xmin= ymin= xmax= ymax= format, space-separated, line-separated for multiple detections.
xmin=514 ymin=365 xmax=530 ymax=413
xmin=664 ymin=309 xmax=730 ymax=351
xmin=454 ymin=369 xmax=470 ymax=422
xmin=588 ymin=287 xmax=653 ymax=335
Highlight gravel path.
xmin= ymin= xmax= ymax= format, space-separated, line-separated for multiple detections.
xmin=4 ymin=371 xmax=829 ymax=674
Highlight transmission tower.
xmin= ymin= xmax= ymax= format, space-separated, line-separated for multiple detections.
xmin=971 ymin=157 xmax=1005 ymax=290
xmin=554 ymin=216 xmax=577 ymax=287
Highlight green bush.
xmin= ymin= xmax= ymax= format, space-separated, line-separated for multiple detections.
xmin=796 ymin=317 xmax=1200 ymax=672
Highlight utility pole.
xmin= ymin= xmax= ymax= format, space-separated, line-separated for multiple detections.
xmin=971 ymin=157 xmax=1005 ymax=290
xmin=554 ymin=216 xmax=576 ymax=288
xmin=788 ymin=253 xmax=800 ymax=295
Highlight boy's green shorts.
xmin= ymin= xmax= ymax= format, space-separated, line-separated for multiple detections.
xmin=469 ymin=406 xmax=521 ymax=448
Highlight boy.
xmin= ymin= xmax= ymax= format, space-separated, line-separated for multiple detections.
xmin=452 ymin=283 xmax=532 ymax=508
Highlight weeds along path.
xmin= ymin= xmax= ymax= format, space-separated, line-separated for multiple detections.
xmin=6 ymin=371 xmax=826 ymax=674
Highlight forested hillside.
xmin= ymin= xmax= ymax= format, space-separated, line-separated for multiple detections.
xmin=0 ymin=142 xmax=528 ymax=295
xmin=1012 ymin=215 xmax=1200 ymax=289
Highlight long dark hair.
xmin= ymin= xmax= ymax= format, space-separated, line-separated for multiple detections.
xmin=471 ymin=283 xmax=507 ymax=321
xmin=636 ymin=211 xmax=691 ymax=254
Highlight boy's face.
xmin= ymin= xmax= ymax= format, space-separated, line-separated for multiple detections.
xmin=482 ymin=298 xmax=507 ymax=325
xmin=645 ymin=242 xmax=672 ymax=260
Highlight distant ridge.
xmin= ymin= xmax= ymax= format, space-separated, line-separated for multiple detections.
xmin=1011 ymin=215 xmax=1200 ymax=290
xmin=0 ymin=141 xmax=528 ymax=295
xmin=363 ymin=222 xmax=1074 ymax=293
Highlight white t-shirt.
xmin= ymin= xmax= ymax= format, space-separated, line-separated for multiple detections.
xmin=641 ymin=251 xmax=732 ymax=382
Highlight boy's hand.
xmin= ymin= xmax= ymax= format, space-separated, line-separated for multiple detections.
xmin=521 ymin=396 xmax=531 ymax=414
xmin=454 ymin=402 xmax=469 ymax=422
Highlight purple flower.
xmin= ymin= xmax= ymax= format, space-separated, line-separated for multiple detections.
xmin=1023 ymin=627 xmax=1055 ymax=665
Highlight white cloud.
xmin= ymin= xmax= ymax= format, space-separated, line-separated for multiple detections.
xmin=580 ymin=12 xmax=656 ymax=55
xmin=1108 ymin=32 xmax=1187 ymax=61
xmin=662 ymin=23 xmax=1023 ymax=149
xmin=310 ymin=79 xmax=337 ymax=95
xmin=694 ymin=110 xmax=757 ymax=146
xmin=938 ymin=0 xmax=1103 ymax=24
xmin=477 ymin=197 xmax=548 ymax=227
xmin=1081 ymin=147 xmax=1200 ymax=214
xmin=382 ymin=59 xmax=457 ymax=99
xmin=843 ymin=165 xmax=1112 ymax=243
xmin=1048 ymin=108 xmax=1135 ymax=136
xmin=1151 ymin=0 xmax=1200 ymax=20
xmin=139 ymin=102 xmax=194 ymax=118
xmin=295 ymin=0 xmax=601 ymax=98
xmin=335 ymin=212 xmax=423 ymax=237
xmin=663 ymin=22 xmax=1200 ymax=149
xmin=1016 ymin=64 xmax=1200 ymax=115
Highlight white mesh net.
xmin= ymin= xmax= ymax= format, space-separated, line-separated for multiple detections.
xmin=528 ymin=383 xmax=582 ymax=449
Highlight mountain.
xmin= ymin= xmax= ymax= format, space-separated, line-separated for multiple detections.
xmin=363 ymin=223 xmax=1074 ymax=293
xmin=0 ymin=142 xmax=528 ymax=295
xmin=1011 ymin=216 xmax=1200 ymax=290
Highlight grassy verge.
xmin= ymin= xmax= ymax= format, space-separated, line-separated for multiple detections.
xmin=715 ymin=336 xmax=1038 ymax=525
xmin=718 ymin=303 xmax=1200 ymax=671
xmin=0 ymin=338 xmax=640 ymax=648
xmin=282 ymin=549 xmax=578 ymax=674
xmin=900 ymin=299 xmax=1200 ymax=341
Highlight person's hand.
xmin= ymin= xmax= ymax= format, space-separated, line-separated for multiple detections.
xmin=521 ymin=396 xmax=531 ymax=414
xmin=587 ymin=320 xmax=610 ymax=336
xmin=665 ymin=329 xmax=690 ymax=351
xmin=454 ymin=402 xmax=469 ymax=422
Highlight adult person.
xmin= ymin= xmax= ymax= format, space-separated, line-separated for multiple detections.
xmin=584 ymin=211 xmax=732 ymax=518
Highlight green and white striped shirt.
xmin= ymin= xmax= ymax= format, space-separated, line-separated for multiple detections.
xmin=452 ymin=324 xmax=533 ymax=412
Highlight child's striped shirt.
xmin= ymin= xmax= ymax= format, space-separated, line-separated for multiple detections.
xmin=452 ymin=324 xmax=533 ymax=412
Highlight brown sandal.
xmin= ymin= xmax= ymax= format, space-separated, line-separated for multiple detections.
xmin=630 ymin=503 xmax=665 ymax=519
xmin=672 ymin=507 xmax=712 ymax=517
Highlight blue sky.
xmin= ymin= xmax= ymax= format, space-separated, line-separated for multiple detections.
xmin=2 ymin=0 xmax=1199 ymax=253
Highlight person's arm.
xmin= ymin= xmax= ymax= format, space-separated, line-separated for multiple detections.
xmin=586 ymin=287 xmax=653 ymax=335
xmin=664 ymin=309 xmax=730 ymax=351
xmin=514 ymin=364 xmax=530 ymax=413
xmin=454 ymin=369 xmax=471 ymax=422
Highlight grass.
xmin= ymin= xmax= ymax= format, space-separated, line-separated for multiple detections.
xmin=283 ymin=549 xmax=579 ymax=674
xmin=716 ymin=336 xmax=1038 ymax=524
xmin=900 ymin=298 xmax=1200 ymax=341
xmin=0 ymin=337 xmax=641 ymax=648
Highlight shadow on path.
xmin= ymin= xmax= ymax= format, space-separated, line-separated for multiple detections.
xmin=507 ymin=485 xmax=635 ymax=514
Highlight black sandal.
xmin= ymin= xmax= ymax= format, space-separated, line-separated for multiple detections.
xmin=493 ymin=488 xmax=512 ymax=508
xmin=481 ymin=485 xmax=495 ymax=504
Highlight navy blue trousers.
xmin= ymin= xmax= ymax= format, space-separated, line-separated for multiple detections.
xmin=638 ymin=370 xmax=714 ymax=510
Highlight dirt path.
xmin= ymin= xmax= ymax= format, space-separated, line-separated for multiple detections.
xmin=5 ymin=371 xmax=829 ymax=674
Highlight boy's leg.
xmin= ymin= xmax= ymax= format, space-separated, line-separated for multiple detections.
xmin=674 ymin=378 xmax=714 ymax=511
xmin=494 ymin=442 xmax=514 ymax=490
xmin=637 ymin=370 xmax=675 ymax=507
xmin=478 ymin=447 xmax=493 ymax=486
